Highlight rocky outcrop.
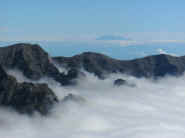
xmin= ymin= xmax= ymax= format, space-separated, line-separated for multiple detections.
xmin=53 ymin=52 xmax=185 ymax=78
xmin=114 ymin=79 xmax=127 ymax=86
xmin=114 ymin=79 xmax=136 ymax=87
xmin=0 ymin=65 xmax=58 ymax=115
xmin=0 ymin=43 xmax=78 ymax=85
xmin=0 ymin=43 xmax=54 ymax=80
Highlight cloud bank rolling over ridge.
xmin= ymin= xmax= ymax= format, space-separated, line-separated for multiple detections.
xmin=1 ymin=67 xmax=185 ymax=138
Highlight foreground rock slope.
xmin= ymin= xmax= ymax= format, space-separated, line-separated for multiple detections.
xmin=0 ymin=65 xmax=58 ymax=115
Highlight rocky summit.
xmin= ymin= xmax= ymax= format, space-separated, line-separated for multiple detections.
xmin=0 ymin=43 xmax=78 ymax=85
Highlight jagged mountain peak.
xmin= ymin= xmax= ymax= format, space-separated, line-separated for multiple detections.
xmin=1 ymin=43 xmax=45 ymax=54
xmin=0 ymin=43 xmax=80 ymax=85
xmin=0 ymin=43 xmax=56 ymax=79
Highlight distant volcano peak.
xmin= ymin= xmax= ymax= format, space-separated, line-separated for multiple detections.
xmin=96 ymin=35 xmax=131 ymax=40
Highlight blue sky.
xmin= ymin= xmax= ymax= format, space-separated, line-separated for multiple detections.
xmin=1 ymin=0 xmax=185 ymax=59
xmin=1 ymin=0 xmax=185 ymax=40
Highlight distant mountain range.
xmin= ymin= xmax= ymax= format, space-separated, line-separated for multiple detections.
xmin=0 ymin=43 xmax=185 ymax=115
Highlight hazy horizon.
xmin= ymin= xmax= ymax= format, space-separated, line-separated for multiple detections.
xmin=0 ymin=41 xmax=185 ymax=60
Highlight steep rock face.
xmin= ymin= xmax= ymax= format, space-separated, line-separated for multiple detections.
xmin=0 ymin=43 xmax=54 ymax=80
xmin=0 ymin=65 xmax=58 ymax=115
xmin=0 ymin=43 xmax=78 ymax=85
xmin=53 ymin=52 xmax=185 ymax=78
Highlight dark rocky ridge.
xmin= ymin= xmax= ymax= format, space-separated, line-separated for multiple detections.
xmin=53 ymin=52 xmax=118 ymax=79
xmin=0 ymin=43 xmax=78 ymax=85
xmin=3 ymin=43 xmax=184 ymax=81
xmin=0 ymin=65 xmax=58 ymax=115
xmin=53 ymin=52 xmax=185 ymax=78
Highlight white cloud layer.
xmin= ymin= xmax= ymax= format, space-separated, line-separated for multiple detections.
xmin=2 ymin=69 xmax=185 ymax=138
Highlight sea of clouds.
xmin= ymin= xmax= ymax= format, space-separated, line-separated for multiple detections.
xmin=2 ymin=69 xmax=185 ymax=138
